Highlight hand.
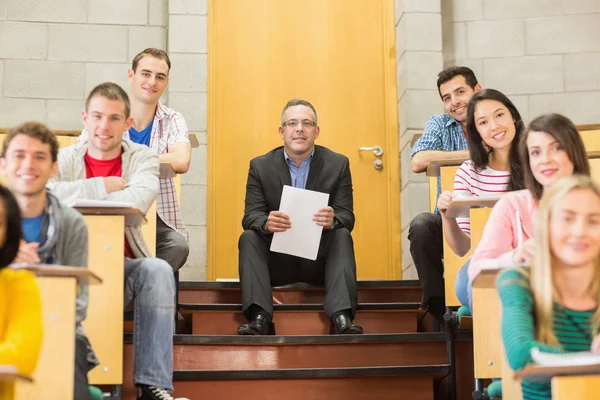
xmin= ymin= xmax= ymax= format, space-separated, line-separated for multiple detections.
xmin=437 ymin=191 xmax=455 ymax=217
xmin=14 ymin=240 xmax=40 ymax=264
xmin=512 ymin=238 xmax=535 ymax=264
xmin=264 ymin=211 xmax=291 ymax=233
xmin=313 ymin=206 xmax=335 ymax=229
xmin=104 ymin=177 xmax=127 ymax=194
xmin=591 ymin=334 xmax=600 ymax=353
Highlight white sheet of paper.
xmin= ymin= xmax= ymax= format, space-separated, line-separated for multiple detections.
xmin=270 ymin=185 xmax=330 ymax=260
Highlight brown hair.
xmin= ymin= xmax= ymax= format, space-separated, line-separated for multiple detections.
xmin=519 ymin=113 xmax=590 ymax=200
xmin=280 ymin=99 xmax=318 ymax=125
xmin=132 ymin=48 xmax=171 ymax=73
xmin=436 ymin=66 xmax=479 ymax=98
xmin=85 ymin=82 xmax=131 ymax=119
xmin=1 ymin=122 xmax=59 ymax=163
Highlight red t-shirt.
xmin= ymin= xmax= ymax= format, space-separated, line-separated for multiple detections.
xmin=84 ymin=151 xmax=134 ymax=258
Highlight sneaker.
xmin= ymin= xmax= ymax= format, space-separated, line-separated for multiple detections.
xmin=137 ymin=385 xmax=190 ymax=400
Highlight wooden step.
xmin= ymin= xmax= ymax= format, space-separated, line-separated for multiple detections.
xmin=178 ymin=280 xmax=423 ymax=304
xmin=122 ymin=332 xmax=471 ymax=370
xmin=118 ymin=365 xmax=449 ymax=400
xmin=117 ymin=334 xmax=474 ymax=400
xmin=179 ymin=302 xmax=422 ymax=335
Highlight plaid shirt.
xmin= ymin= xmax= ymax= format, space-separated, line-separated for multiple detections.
xmin=411 ymin=113 xmax=467 ymax=213
xmin=80 ymin=102 xmax=190 ymax=240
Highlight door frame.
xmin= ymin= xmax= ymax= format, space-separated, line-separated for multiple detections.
xmin=206 ymin=0 xmax=402 ymax=281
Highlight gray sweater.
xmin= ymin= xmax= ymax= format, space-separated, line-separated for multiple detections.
xmin=47 ymin=139 xmax=160 ymax=258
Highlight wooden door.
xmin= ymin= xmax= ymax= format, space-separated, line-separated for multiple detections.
xmin=208 ymin=0 xmax=400 ymax=280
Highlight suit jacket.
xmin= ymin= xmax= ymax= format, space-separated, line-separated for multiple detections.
xmin=242 ymin=145 xmax=355 ymax=239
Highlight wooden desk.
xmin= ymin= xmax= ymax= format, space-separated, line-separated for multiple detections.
xmin=160 ymin=162 xmax=177 ymax=179
xmin=426 ymin=159 xmax=466 ymax=213
xmin=14 ymin=265 xmax=100 ymax=400
xmin=0 ymin=365 xmax=33 ymax=383
xmin=75 ymin=210 xmax=129 ymax=386
xmin=189 ymin=133 xmax=200 ymax=148
xmin=515 ymin=364 xmax=600 ymax=399
xmin=410 ymin=133 xmax=422 ymax=147
xmin=472 ymin=268 xmax=503 ymax=379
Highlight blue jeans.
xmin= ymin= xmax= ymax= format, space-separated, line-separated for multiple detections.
xmin=455 ymin=259 xmax=473 ymax=312
xmin=124 ymin=257 xmax=175 ymax=390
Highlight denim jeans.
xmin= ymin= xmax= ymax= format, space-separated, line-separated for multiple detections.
xmin=455 ymin=259 xmax=473 ymax=312
xmin=124 ymin=257 xmax=175 ymax=391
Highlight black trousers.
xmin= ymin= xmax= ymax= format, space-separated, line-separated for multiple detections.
xmin=238 ymin=228 xmax=358 ymax=320
xmin=75 ymin=336 xmax=93 ymax=400
xmin=408 ymin=212 xmax=444 ymax=308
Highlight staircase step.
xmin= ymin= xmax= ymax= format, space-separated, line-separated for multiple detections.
xmin=118 ymin=365 xmax=447 ymax=400
xmin=123 ymin=332 xmax=472 ymax=370
xmin=118 ymin=335 xmax=475 ymax=400
xmin=179 ymin=280 xmax=423 ymax=305
xmin=179 ymin=302 xmax=422 ymax=335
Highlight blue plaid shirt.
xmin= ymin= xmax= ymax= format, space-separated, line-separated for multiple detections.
xmin=411 ymin=114 xmax=467 ymax=213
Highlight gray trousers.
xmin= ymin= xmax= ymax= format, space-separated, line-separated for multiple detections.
xmin=156 ymin=215 xmax=189 ymax=272
xmin=238 ymin=228 xmax=358 ymax=320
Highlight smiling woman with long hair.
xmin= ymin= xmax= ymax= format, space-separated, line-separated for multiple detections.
xmin=497 ymin=175 xmax=600 ymax=399
xmin=0 ymin=185 xmax=43 ymax=400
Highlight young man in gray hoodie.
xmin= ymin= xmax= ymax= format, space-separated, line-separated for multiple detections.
xmin=47 ymin=82 xmax=186 ymax=400
xmin=0 ymin=121 xmax=95 ymax=400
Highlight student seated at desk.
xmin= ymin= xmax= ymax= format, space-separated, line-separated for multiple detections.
xmin=441 ymin=89 xmax=525 ymax=308
xmin=467 ymin=114 xmax=591 ymax=308
xmin=48 ymin=83 xmax=187 ymax=400
xmin=497 ymin=175 xmax=600 ymax=400
xmin=409 ymin=66 xmax=480 ymax=321
xmin=1 ymin=122 xmax=94 ymax=399
xmin=0 ymin=186 xmax=42 ymax=400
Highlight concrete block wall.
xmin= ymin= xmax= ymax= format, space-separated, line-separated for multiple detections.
xmin=0 ymin=0 xmax=167 ymax=129
xmin=395 ymin=0 xmax=444 ymax=279
xmin=442 ymin=0 xmax=600 ymax=124
xmin=0 ymin=0 xmax=208 ymax=281
xmin=167 ymin=0 xmax=208 ymax=281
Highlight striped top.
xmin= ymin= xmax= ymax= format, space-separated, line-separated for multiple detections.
xmin=497 ymin=268 xmax=595 ymax=400
xmin=453 ymin=160 xmax=510 ymax=236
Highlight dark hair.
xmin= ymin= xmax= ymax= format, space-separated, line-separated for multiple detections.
xmin=280 ymin=98 xmax=318 ymax=125
xmin=1 ymin=122 xmax=59 ymax=163
xmin=132 ymin=48 xmax=171 ymax=72
xmin=85 ymin=82 xmax=131 ymax=119
xmin=436 ymin=66 xmax=479 ymax=98
xmin=0 ymin=185 xmax=22 ymax=268
xmin=519 ymin=113 xmax=590 ymax=200
xmin=466 ymin=89 xmax=525 ymax=191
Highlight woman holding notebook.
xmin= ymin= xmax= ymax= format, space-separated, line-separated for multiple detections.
xmin=497 ymin=175 xmax=600 ymax=399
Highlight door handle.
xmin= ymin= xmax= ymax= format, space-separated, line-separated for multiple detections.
xmin=359 ymin=146 xmax=383 ymax=157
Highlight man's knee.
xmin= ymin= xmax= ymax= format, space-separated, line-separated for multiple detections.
xmin=138 ymin=258 xmax=176 ymax=294
xmin=239 ymin=229 xmax=261 ymax=247
xmin=408 ymin=213 xmax=439 ymax=240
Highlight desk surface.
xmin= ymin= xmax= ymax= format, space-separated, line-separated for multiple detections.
xmin=426 ymin=158 xmax=467 ymax=176
xmin=0 ymin=365 xmax=33 ymax=382
xmin=516 ymin=363 xmax=600 ymax=380
xmin=75 ymin=206 xmax=147 ymax=226
xmin=159 ymin=162 xmax=177 ymax=179
xmin=444 ymin=195 xmax=503 ymax=218
xmin=10 ymin=263 xmax=102 ymax=285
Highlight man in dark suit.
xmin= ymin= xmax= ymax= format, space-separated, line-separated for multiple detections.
xmin=238 ymin=98 xmax=362 ymax=336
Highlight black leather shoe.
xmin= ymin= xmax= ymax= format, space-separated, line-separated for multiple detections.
xmin=331 ymin=313 xmax=363 ymax=334
xmin=237 ymin=314 xmax=275 ymax=335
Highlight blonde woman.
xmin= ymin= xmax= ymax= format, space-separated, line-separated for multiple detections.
xmin=497 ymin=175 xmax=600 ymax=400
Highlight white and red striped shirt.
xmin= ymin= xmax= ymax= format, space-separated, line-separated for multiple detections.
xmin=454 ymin=160 xmax=510 ymax=236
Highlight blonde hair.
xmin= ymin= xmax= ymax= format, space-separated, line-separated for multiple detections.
xmin=531 ymin=175 xmax=600 ymax=346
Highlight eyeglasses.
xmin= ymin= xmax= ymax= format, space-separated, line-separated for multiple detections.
xmin=282 ymin=119 xmax=317 ymax=128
